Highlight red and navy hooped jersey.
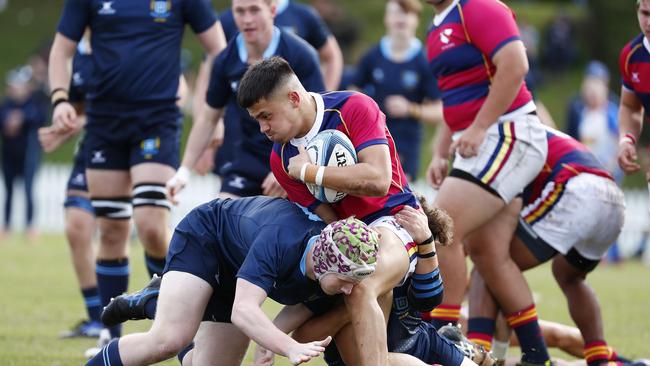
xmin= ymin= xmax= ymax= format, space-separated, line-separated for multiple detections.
xmin=426 ymin=0 xmax=533 ymax=132
xmin=620 ymin=33 xmax=650 ymax=122
xmin=270 ymin=91 xmax=417 ymax=223
xmin=522 ymin=128 xmax=613 ymax=223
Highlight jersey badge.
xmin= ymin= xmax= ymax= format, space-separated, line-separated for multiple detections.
xmin=91 ymin=150 xmax=106 ymax=164
xmin=401 ymin=70 xmax=419 ymax=90
xmin=150 ymin=0 xmax=172 ymax=22
xmin=140 ymin=137 xmax=161 ymax=159
xmin=98 ymin=1 xmax=116 ymax=15
xmin=372 ymin=68 xmax=385 ymax=83
xmin=632 ymin=72 xmax=641 ymax=84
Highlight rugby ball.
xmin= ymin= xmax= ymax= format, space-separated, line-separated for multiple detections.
xmin=305 ymin=129 xmax=357 ymax=203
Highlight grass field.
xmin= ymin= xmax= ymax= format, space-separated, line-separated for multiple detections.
xmin=1 ymin=234 xmax=649 ymax=365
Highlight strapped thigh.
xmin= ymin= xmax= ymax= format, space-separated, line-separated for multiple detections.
xmin=132 ymin=183 xmax=171 ymax=210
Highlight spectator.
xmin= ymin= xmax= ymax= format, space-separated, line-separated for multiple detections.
xmin=542 ymin=14 xmax=576 ymax=72
xmin=0 ymin=66 xmax=48 ymax=240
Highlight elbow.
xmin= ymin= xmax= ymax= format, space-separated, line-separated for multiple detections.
xmin=364 ymin=176 xmax=391 ymax=196
xmin=408 ymin=285 xmax=444 ymax=313
xmin=230 ymin=306 xmax=245 ymax=328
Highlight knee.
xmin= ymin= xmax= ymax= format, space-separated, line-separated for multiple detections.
xmin=135 ymin=218 xmax=168 ymax=247
xmin=99 ymin=221 xmax=129 ymax=248
xmin=151 ymin=332 xmax=191 ymax=360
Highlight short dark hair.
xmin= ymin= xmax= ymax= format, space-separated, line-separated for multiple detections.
xmin=237 ymin=56 xmax=296 ymax=109
xmin=392 ymin=0 xmax=422 ymax=15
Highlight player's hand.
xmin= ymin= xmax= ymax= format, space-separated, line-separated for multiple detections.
xmin=450 ymin=123 xmax=486 ymax=159
xmin=165 ymin=166 xmax=190 ymax=205
xmin=38 ymin=127 xmax=64 ymax=153
xmin=211 ymin=118 xmax=225 ymax=148
xmin=286 ymin=336 xmax=332 ymax=365
xmin=384 ymin=95 xmax=410 ymax=118
xmin=250 ymin=344 xmax=275 ymax=366
xmin=395 ymin=205 xmax=431 ymax=245
xmin=262 ymin=172 xmax=287 ymax=198
xmin=193 ymin=147 xmax=215 ymax=176
xmin=617 ymin=140 xmax=641 ymax=174
xmin=426 ymin=155 xmax=449 ymax=189
xmin=287 ymin=145 xmax=311 ymax=180
xmin=52 ymin=101 xmax=78 ymax=133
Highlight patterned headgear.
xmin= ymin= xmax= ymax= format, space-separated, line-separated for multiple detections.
xmin=312 ymin=217 xmax=379 ymax=281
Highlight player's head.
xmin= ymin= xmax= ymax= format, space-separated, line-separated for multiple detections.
xmin=6 ymin=65 xmax=33 ymax=101
xmin=424 ymin=0 xmax=450 ymax=8
xmin=232 ymin=0 xmax=277 ymax=45
xmin=385 ymin=0 xmax=421 ymax=37
xmin=310 ymin=217 xmax=380 ymax=295
xmin=638 ymin=0 xmax=650 ymax=37
xmin=238 ymin=56 xmax=310 ymax=143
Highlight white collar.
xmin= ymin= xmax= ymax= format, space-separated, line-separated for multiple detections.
xmin=291 ymin=92 xmax=324 ymax=147
xmin=380 ymin=36 xmax=422 ymax=63
xmin=277 ymin=0 xmax=290 ymax=15
xmin=433 ymin=0 xmax=460 ymax=27
xmin=644 ymin=36 xmax=650 ymax=54
xmin=236 ymin=26 xmax=282 ymax=63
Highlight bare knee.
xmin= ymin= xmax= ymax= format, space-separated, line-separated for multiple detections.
xmin=150 ymin=330 xmax=192 ymax=360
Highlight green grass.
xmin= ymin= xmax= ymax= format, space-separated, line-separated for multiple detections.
xmin=1 ymin=234 xmax=649 ymax=365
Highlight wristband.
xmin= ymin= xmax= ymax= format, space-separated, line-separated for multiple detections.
xmin=620 ymin=133 xmax=637 ymax=146
xmin=176 ymin=166 xmax=190 ymax=183
xmin=315 ymin=166 xmax=325 ymax=186
xmin=418 ymin=234 xmax=435 ymax=246
xmin=417 ymin=250 xmax=437 ymax=259
xmin=300 ymin=163 xmax=309 ymax=183
xmin=52 ymin=98 xmax=69 ymax=109
xmin=51 ymin=88 xmax=69 ymax=104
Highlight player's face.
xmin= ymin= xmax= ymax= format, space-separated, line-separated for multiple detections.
xmin=232 ymin=0 xmax=276 ymax=45
xmin=319 ymin=273 xmax=358 ymax=296
xmin=638 ymin=1 xmax=650 ymax=38
xmin=248 ymin=92 xmax=302 ymax=144
xmin=385 ymin=2 xmax=418 ymax=37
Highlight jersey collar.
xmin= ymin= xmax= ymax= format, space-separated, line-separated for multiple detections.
xmin=644 ymin=36 xmax=650 ymax=54
xmin=433 ymin=0 xmax=460 ymax=27
xmin=236 ymin=26 xmax=282 ymax=63
xmin=277 ymin=0 xmax=290 ymax=15
xmin=290 ymin=92 xmax=324 ymax=147
xmin=300 ymin=235 xmax=319 ymax=276
xmin=380 ymin=36 xmax=422 ymax=63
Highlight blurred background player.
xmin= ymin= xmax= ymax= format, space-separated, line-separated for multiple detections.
xmin=424 ymin=0 xmax=551 ymax=364
xmin=167 ymin=0 xmax=325 ymax=201
xmin=0 ymin=65 xmax=47 ymax=241
xmin=349 ymin=0 xmax=443 ymax=182
xmin=48 ymin=0 xmax=226 ymax=346
xmin=39 ymin=33 xmax=103 ymax=339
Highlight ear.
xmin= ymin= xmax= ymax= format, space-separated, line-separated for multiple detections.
xmin=288 ymin=90 xmax=301 ymax=108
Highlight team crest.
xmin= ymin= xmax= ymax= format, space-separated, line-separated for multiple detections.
xmin=150 ymin=0 xmax=171 ymax=22
xmin=372 ymin=68 xmax=385 ymax=82
xmin=141 ymin=138 xmax=160 ymax=159
xmin=401 ymin=70 xmax=419 ymax=90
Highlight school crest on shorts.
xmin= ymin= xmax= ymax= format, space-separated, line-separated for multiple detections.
xmin=150 ymin=0 xmax=171 ymax=22
xmin=141 ymin=138 xmax=160 ymax=159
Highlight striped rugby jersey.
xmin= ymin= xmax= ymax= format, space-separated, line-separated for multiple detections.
xmin=620 ymin=33 xmax=650 ymax=122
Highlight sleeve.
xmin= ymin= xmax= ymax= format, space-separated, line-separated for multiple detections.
xmin=68 ymin=56 xmax=85 ymax=103
xmin=218 ymin=9 xmax=238 ymax=41
xmin=270 ymin=147 xmax=320 ymax=211
xmin=205 ymin=53 xmax=230 ymax=109
xmin=237 ymin=230 xmax=283 ymax=294
xmin=619 ymin=44 xmax=633 ymax=92
xmin=183 ymin=0 xmax=218 ymax=34
xmin=463 ymin=0 xmax=521 ymax=59
xmin=56 ymin=0 xmax=91 ymax=42
xmin=290 ymin=37 xmax=326 ymax=93
xmin=341 ymin=93 xmax=389 ymax=153
xmin=348 ymin=49 xmax=373 ymax=89
xmin=300 ymin=5 xmax=331 ymax=50
xmin=419 ymin=55 xmax=440 ymax=101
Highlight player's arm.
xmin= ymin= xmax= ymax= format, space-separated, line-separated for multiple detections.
xmin=319 ymin=36 xmax=344 ymax=91
xmin=617 ymin=87 xmax=644 ymax=174
xmin=343 ymin=236 xmax=409 ymax=366
xmin=426 ymin=123 xmax=452 ymax=188
xmin=231 ymin=279 xmax=331 ymax=365
xmin=384 ymin=96 xmax=443 ymax=125
xmin=49 ymin=33 xmax=78 ymax=132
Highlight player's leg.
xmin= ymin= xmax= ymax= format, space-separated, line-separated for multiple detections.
xmin=2 ymin=156 xmax=16 ymax=232
xmin=191 ymin=322 xmax=250 ymax=366
xmin=85 ymin=271 xmax=212 ymax=366
xmin=23 ymin=145 xmax=40 ymax=236
xmin=218 ymin=149 xmax=268 ymax=199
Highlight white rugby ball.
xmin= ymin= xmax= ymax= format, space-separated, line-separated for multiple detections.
xmin=305 ymin=129 xmax=357 ymax=203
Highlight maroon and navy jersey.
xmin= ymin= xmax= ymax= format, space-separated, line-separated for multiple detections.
xmin=426 ymin=0 xmax=534 ymax=132
xmin=620 ymin=33 xmax=650 ymax=122
xmin=522 ymin=128 xmax=613 ymax=223
xmin=270 ymin=91 xmax=417 ymax=223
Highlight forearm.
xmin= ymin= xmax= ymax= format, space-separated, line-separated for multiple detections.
xmin=345 ymin=292 xmax=388 ymax=366
xmin=179 ymin=109 xmax=221 ymax=170
xmin=473 ymin=67 xmax=525 ymax=129
xmin=232 ymin=304 xmax=301 ymax=357
xmin=48 ymin=35 xmax=75 ymax=92
xmin=418 ymin=100 xmax=444 ymax=125
xmin=273 ymin=304 xmax=314 ymax=334
xmin=432 ymin=123 xmax=452 ymax=159
xmin=320 ymin=38 xmax=343 ymax=91
xmin=192 ymin=57 xmax=213 ymax=121
xmin=618 ymin=103 xmax=643 ymax=140
xmin=319 ymin=163 xmax=390 ymax=196
xmin=292 ymin=303 xmax=350 ymax=343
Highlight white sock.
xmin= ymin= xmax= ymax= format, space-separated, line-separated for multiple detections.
xmin=491 ymin=339 xmax=510 ymax=360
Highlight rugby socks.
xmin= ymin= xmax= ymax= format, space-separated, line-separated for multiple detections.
xmin=422 ymin=304 xmax=461 ymax=329
xmin=178 ymin=342 xmax=194 ymax=364
xmin=506 ymin=304 xmax=550 ymax=364
xmin=585 ymin=340 xmax=613 ymax=366
xmin=81 ymin=287 xmax=102 ymax=323
xmin=144 ymin=253 xmax=166 ymax=278
xmin=467 ymin=317 xmax=495 ymax=351
xmin=85 ymin=339 xmax=123 ymax=366
xmin=96 ymin=258 xmax=129 ymax=338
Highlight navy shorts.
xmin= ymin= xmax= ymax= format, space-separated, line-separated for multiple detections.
xmin=220 ymin=148 xmax=270 ymax=197
xmin=84 ymin=104 xmax=181 ymax=170
xmin=213 ymin=111 xmax=243 ymax=176
xmin=390 ymin=126 xmax=421 ymax=180
xmin=163 ymin=228 xmax=237 ymax=323
xmin=67 ymin=138 xmax=89 ymax=192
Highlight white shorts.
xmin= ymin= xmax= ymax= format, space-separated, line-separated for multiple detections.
xmin=452 ymin=113 xmax=548 ymax=203
xmin=521 ymin=174 xmax=625 ymax=260
xmin=369 ymin=215 xmax=417 ymax=286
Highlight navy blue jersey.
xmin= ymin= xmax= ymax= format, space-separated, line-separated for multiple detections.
xmin=56 ymin=0 xmax=217 ymax=110
xmin=177 ymin=196 xmax=327 ymax=304
xmin=0 ymin=96 xmax=48 ymax=156
xmin=219 ymin=0 xmax=330 ymax=50
xmin=351 ymin=38 xmax=439 ymax=178
xmin=68 ymin=50 xmax=94 ymax=104
xmin=206 ymin=27 xmax=324 ymax=158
